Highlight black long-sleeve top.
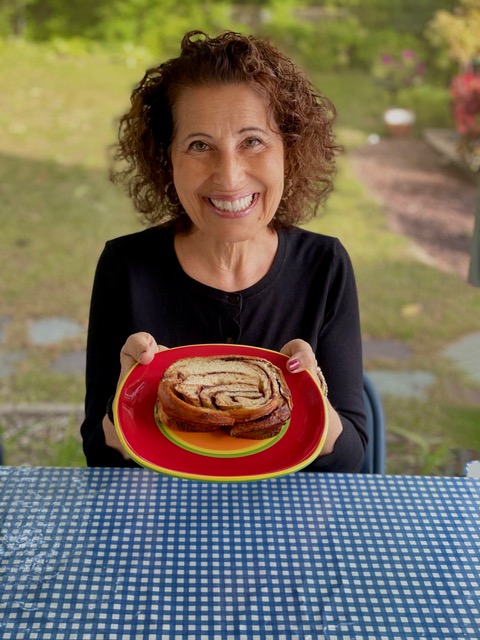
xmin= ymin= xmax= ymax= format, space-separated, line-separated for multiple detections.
xmin=81 ymin=224 xmax=367 ymax=471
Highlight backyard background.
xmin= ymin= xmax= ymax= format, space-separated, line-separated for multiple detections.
xmin=1 ymin=0 xmax=479 ymax=473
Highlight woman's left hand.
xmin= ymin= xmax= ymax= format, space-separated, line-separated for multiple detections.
xmin=280 ymin=338 xmax=343 ymax=456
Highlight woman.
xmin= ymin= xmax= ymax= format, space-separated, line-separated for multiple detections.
xmin=81 ymin=30 xmax=367 ymax=471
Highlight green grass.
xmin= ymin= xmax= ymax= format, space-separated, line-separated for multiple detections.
xmin=0 ymin=413 xmax=86 ymax=467
xmin=312 ymin=69 xmax=391 ymax=133
xmin=1 ymin=41 xmax=479 ymax=472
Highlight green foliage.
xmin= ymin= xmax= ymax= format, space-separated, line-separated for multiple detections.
xmin=93 ymin=0 xmax=241 ymax=57
xmin=396 ymin=84 xmax=453 ymax=129
xmin=371 ymin=49 xmax=426 ymax=103
xmin=310 ymin=69 xmax=387 ymax=131
xmin=443 ymin=406 xmax=480 ymax=450
xmin=0 ymin=413 xmax=86 ymax=467
xmin=426 ymin=0 xmax=480 ymax=66
xmin=0 ymin=0 xmax=249 ymax=58
xmin=0 ymin=0 xmax=466 ymax=91
xmin=388 ymin=422 xmax=454 ymax=476
xmin=351 ymin=28 xmax=428 ymax=72
xmin=336 ymin=0 xmax=457 ymax=35
xmin=307 ymin=13 xmax=366 ymax=70
xmin=28 ymin=0 xmax=102 ymax=40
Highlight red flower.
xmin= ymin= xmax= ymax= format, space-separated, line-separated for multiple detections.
xmin=450 ymin=72 xmax=480 ymax=137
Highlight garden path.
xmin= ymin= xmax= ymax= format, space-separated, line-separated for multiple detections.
xmin=350 ymin=136 xmax=478 ymax=280
xmin=350 ymin=135 xmax=480 ymax=398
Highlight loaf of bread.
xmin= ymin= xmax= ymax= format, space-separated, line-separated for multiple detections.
xmin=156 ymin=355 xmax=293 ymax=439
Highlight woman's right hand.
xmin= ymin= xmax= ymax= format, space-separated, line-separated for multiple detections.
xmin=103 ymin=332 xmax=168 ymax=458
xmin=119 ymin=332 xmax=166 ymax=384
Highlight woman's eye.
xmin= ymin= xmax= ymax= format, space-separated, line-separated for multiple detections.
xmin=244 ymin=137 xmax=261 ymax=148
xmin=189 ymin=141 xmax=209 ymax=152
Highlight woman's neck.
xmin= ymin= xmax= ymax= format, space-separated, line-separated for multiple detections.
xmin=174 ymin=227 xmax=279 ymax=292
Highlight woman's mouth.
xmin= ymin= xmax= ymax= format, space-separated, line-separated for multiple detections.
xmin=207 ymin=193 xmax=258 ymax=217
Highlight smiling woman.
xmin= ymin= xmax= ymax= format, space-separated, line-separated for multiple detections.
xmin=171 ymin=83 xmax=285 ymax=287
xmin=81 ymin=30 xmax=367 ymax=474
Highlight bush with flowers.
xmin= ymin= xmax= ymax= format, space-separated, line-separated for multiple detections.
xmin=372 ymin=49 xmax=426 ymax=102
xmin=450 ymin=62 xmax=480 ymax=171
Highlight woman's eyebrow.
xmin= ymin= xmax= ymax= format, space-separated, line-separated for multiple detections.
xmin=183 ymin=132 xmax=214 ymax=141
xmin=239 ymin=127 xmax=268 ymax=134
xmin=185 ymin=126 xmax=268 ymax=139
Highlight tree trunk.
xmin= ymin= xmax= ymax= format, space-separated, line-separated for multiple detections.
xmin=12 ymin=1 xmax=27 ymax=37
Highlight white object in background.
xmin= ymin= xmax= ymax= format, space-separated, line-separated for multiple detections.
xmin=383 ymin=108 xmax=416 ymax=126
xmin=383 ymin=108 xmax=416 ymax=138
xmin=465 ymin=460 xmax=480 ymax=478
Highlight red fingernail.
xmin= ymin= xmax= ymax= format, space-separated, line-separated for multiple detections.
xmin=288 ymin=359 xmax=300 ymax=372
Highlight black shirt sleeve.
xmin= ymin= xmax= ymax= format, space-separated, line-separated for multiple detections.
xmin=306 ymin=241 xmax=366 ymax=472
xmin=81 ymin=241 xmax=138 ymax=467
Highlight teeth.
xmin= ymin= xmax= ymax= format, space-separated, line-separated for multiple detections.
xmin=210 ymin=195 xmax=254 ymax=212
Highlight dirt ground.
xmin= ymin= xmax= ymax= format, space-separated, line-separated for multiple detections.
xmin=350 ymin=137 xmax=478 ymax=281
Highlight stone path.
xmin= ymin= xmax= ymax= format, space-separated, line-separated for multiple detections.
xmin=0 ymin=316 xmax=86 ymax=378
xmin=365 ymin=333 xmax=480 ymax=399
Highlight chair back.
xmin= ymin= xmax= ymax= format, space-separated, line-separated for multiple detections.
xmin=360 ymin=373 xmax=386 ymax=474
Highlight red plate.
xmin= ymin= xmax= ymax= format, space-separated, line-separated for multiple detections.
xmin=114 ymin=344 xmax=328 ymax=482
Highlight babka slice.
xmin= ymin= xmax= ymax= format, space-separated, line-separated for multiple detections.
xmin=156 ymin=354 xmax=293 ymax=439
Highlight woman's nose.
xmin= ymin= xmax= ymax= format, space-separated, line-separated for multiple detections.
xmin=213 ymin=151 xmax=246 ymax=188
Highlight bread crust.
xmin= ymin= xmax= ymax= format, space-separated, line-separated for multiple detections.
xmin=155 ymin=355 xmax=292 ymax=439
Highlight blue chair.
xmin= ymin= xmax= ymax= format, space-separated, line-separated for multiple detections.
xmin=360 ymin=372 xmax=386 ymax=474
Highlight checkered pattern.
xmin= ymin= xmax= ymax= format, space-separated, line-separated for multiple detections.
xmin=1 ymin=468 xmax=479 ymax=639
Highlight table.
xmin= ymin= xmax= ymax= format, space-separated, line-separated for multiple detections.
xmin=1 ymin=468 xmax=479 ymax=640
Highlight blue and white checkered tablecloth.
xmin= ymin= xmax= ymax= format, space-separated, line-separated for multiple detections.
xmin=0 ymin=468 xmax=479 ymax=640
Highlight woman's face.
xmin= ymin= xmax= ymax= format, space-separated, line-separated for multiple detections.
xmin=170 ymin=83 xmax=285 ymax=243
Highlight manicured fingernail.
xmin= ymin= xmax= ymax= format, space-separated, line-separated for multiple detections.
xmin=288 ymin=359 xmax=300 ymax=372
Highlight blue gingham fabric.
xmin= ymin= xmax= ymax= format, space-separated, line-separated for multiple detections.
xmin=1 ymin=468 xmax=479 ymax=639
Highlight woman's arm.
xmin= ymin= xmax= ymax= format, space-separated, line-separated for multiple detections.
xmin=281 ymin=239 xmax=367 ymax=473
xmin=81 ymin=243 xmax=133 ymax=466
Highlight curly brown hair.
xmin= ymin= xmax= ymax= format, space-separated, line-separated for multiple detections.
xmin=111 ymin=30 xmax=341 ymax=228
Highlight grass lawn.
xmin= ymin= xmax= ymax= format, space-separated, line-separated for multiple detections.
xmin=1 ymin=42 xmax=479 ymax=472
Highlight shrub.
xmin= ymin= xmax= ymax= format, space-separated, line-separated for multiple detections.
xmin=396 ymin=84 xmax=454 ymax=129
xmin=351 ymin=28 xmax=428 ymax=71
xmin=260 ymin=4 xmax=366 ymax=72
xmin=371 ymin=49 xmax=426 ymax=102
xmin=426 ymin=0 xmax=480 ymax=67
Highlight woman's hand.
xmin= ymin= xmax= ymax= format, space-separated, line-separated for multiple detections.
xmin=281 ymin=338 xmax=318 ymax=379
xmin=280 ymin=338 xmax=343 ymax=457
xmin=103 ymin=332 xmax=168 ymax=459
xmin=119 ymin=332 xmax=165 ymax=383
